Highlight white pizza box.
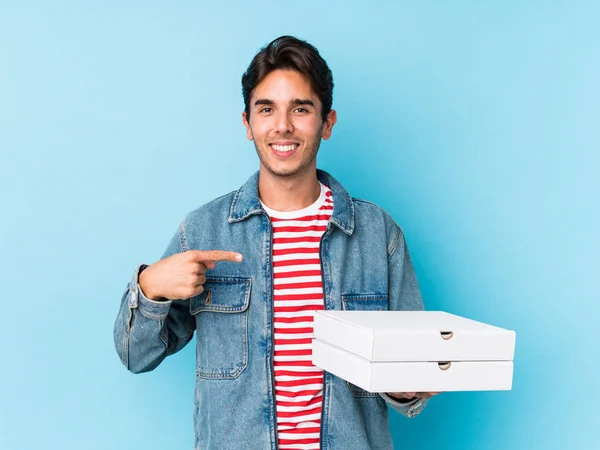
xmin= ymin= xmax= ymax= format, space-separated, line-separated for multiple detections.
xmin=312 ymin=338 xmax=514 ymax=392
xmin=312 ymin=311 xmax=516 ymax=362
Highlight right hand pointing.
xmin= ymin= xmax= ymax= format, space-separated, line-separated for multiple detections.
xmin=138 ymin=250 xmax=243 ymax=301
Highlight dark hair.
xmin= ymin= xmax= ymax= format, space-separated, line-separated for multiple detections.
xmin=241 ymin=35 xmax=334 ymax=122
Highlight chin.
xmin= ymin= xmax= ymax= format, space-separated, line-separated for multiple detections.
xmin=257 ymin=151 xmax=317 ymax=178
xmin=266 ymin=167 xmax=302 ymax=177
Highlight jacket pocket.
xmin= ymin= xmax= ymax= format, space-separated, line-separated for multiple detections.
xmin=190 ymin=277 xmax=251 ymax=379
xmin=341 ymin=293 xmax=388 ymax=397
xmin=341 ymin=293 xmax=388 ymax=312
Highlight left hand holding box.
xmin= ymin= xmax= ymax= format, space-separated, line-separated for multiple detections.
xmin=387 ymin=392 xmax=440 ymax=401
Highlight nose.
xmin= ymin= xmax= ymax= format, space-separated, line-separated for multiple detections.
xmin=275 ymin=111 xmax=294 ymax=134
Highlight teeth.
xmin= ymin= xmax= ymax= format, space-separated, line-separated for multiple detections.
xmin=272 ymin=144 xmax=296 ymax=152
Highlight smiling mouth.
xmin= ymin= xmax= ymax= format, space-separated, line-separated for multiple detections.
xmin=269 ymin=143 xmax=300 ymax=153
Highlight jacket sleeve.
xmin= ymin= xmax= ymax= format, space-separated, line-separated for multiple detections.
xmin=378 ymin=223 xmax=429 ymax=418
xmin=113 ymin=222 xmax=196 ymax=374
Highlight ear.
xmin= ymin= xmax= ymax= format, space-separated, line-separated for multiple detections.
xmin=321 ymin=109 xmax=337 ymax=140
xmin=242 ymin=111 xmax=253 ymax=140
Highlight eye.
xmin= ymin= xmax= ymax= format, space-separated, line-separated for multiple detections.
xmin=294 ymin=107 xmax=309 ymax=113
xmin=259 ymin=107 xmax=273 ymax=114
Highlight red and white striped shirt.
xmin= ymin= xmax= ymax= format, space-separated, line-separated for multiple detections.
xmin=261 ymin=183 xmax=334 ymax=450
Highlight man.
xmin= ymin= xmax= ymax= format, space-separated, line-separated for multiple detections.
xmin=114 ymin=35 xmax=436 ymax=450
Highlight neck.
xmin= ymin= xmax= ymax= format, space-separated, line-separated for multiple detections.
xmin=258 ymin=168 xmax=321 ymax=212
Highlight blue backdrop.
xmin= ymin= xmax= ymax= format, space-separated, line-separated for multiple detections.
xmin=1 ymin=1 xmax=598 ymax=449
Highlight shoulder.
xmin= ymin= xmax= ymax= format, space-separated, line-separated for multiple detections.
xmin=351 ymin=197 xmax=405 ymax=255
xmin=351 ymin=197 xmax=401 ymax=229
xmin=182 ymin=190 xmax=237 ymax=225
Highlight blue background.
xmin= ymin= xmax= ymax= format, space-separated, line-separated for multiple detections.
xmin=1 ymin=1 xmax=598 ymax=449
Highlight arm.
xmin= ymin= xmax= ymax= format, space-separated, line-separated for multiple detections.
xmin=113 ymin=223 xmax=196 ymax=374
xmin=378 ymin=224 xmax=429 ymax=418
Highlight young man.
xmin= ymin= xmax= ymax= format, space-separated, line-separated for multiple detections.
xmin=114 ymin=35 xmax=436 ymax=450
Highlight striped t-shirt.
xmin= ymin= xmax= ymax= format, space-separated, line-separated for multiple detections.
xmin=261 ymin=182 xmax=334 ymax=450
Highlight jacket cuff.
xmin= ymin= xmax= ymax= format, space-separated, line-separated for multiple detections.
xmin=379 ymin=393 xmax=428 ymax=418
xmin=127 ymin=264 xmax=172 ymax=320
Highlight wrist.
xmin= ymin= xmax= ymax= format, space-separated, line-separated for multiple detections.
xmin=138 ymin=267 xmax=164 ymax=301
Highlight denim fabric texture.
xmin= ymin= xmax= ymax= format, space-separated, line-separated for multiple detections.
xmin=114 ymin=169 xmax=428 ymax=449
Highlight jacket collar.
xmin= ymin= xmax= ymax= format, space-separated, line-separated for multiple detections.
xmin=228 ymin=169 xmax=355 ymax=235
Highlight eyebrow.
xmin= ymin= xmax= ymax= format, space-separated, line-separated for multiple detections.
xmin=254 ymin=98 xmax=315 ymax=108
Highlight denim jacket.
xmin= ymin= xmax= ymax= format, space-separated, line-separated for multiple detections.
xmin=114 ymin=169 xmax=428 ymax=450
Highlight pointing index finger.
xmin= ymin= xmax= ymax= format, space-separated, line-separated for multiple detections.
xmin=193 ymin=250 xmax=243 ymax=263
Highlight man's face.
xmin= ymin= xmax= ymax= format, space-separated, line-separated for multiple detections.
xmin=242 ymin=69 xmax=336 ymax=179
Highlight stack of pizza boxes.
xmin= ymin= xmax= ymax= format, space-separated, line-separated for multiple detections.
xmin=312 ymin=311 xmax=516 ymax=393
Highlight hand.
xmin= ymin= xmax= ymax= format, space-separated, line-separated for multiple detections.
xmin=387 ymin=392 xmax=440 ymax=401
xmin=139 ymin=249 xmax=243 ymax=301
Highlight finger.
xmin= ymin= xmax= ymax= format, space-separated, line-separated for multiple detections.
xmin=196 ymin=274 xmax=206 ymax=285
xmin=190 ymin=250 xmax=243 ymax=263
xmin=205 ymin=250 xmax=243 ymax=262
xmin=202 ymin=260 xmax=216 ymax=270
xmin=194 ymin=263 xmax=208 ymax=274
xmin=416 ymin=392 xmax=438 ymax=399
xmin=391 ymin=392 xmax=415 ymax=399
xmin=192 ymin=284 xmax=204 ymax=296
